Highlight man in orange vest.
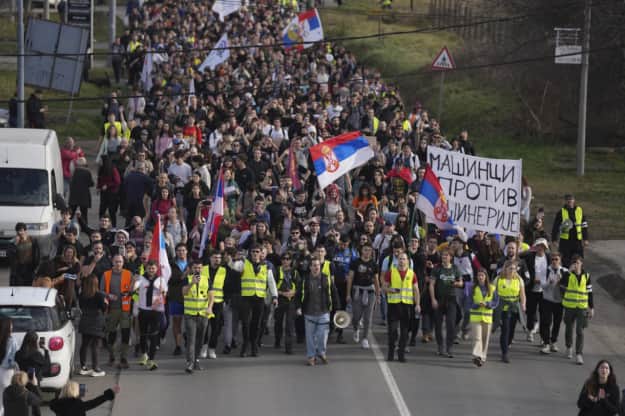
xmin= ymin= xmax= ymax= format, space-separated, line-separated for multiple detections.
xmin=100 ymin=254 xmax=134 ymax=369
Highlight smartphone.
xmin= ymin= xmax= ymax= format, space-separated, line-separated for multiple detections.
xmin=27 ymin=368 xmax=35 ymax=379
xmin=79 ymin=383 xmax=87 ymax=398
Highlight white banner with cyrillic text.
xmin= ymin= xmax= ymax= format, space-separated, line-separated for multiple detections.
xmin=427 ymin=147 xmax=522 ymax=236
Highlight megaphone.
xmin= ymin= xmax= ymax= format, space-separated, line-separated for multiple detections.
xmin=333 ymin=310 xmax=352 ymax=329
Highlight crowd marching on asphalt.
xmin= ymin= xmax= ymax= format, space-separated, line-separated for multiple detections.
xmin=3 ymin=0 xmax=625 ymax=415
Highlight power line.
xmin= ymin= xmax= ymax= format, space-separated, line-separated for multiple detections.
xmin=1 ymin=0 xmax=607 ymax=59
xmin=17 ymin=44 xmax=620 ymax=104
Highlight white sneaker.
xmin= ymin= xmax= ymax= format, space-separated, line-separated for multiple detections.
xmin=567 ymin=347 xmax=573 ymax=359
xmin=91 ymin=368 xmax=106 ymax=377
xmin=78 ymin=366 xmax=92 ymax=376
xmin=361 ymin=338 xmax=370 ymax=349
xmin=540 ymin=345 xmax=550 ymax=354
xmin=550 ymin=343 xmax=559 ymax=352
xmin=404 ymin=347 xmax=410 ymax=353
xmin=576 ymin=354 xmax=584 ymax=365
xmin=353 ymin=329 xmax=360 ymax=344
xmin=200 ymin=345 xmax=208 ymax=359
xmin=208 ymin=348 xmax=217 ymax=359
xmin=527 ymin=333 xmax=534 ymax=343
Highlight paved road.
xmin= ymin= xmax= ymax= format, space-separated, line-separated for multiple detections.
xmin=1 ymin=147 xmax=624 ymax=415
xmin=1 ymin=241 xmax=624 ymax=416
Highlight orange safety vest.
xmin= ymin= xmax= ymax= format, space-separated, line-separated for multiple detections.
xmin=103 ymin=269 xmax=133 ymax=313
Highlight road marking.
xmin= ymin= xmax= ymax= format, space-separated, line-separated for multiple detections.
xmin=369 ymin=333 xmax=412 ymax=416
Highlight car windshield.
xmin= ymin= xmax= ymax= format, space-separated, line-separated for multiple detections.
xmin=0 ymin=306 xmax=60 ymax=332
xmin=0 ymin=168 xmax=49 ymax=206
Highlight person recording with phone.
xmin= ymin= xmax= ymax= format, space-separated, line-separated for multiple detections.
xmin=50 ymin=381 xmax=119 ymax=416
xmin=2 ymin=370 xmax=41 ymax=416
xmin=15 ymin=331 xmax=50 ymax=387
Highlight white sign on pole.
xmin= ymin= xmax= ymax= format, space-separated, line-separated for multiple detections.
xmin=212 ymin=0 xmax=241 ymax=21
xmin=431 ymin=46 xmax=455 ymax=71
xmin=427 ymin=147 xmax=523 ymax=236
xmin=555 ymin=28 xmax=582 ymax=65
xmin=197 ymin=34 xmax=230 ymax=72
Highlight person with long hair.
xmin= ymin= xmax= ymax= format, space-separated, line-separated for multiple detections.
xmin=52 ymin=245 xmax=82 ymax=312
xmin=495 ymin=260 xmax=527 ymax=363
xmin=2 ymin=371 xmax=41 ymax=416
xmin=15 ymin=331 xmax=50 ymax=383
xmin=50 ymin=381 xmax=119 ymax=416
xmin=78 ymin=275 xmax=107 ymax=377
xmin=0 ymin=317 xmax=18 ymax=416
xmin=469 ymin=269 xmax=498 ymax=367
xmin=577 ymin=360 xmax=620 ymax=416
xmin=135 ymin=260 xmax=167 ymax=371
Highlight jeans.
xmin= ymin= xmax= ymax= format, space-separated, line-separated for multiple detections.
xmin=499 ymin=310 xmax=518 ymax=355
xmin=304 ymin=313 xmax=330 ymax=358
xmin=564 ymin=308 xmax=587 ymax=354
xmin=471 ymin=322 xmax=492 ymax=362
xmin=540 ymin=299 xmax=563 ymax=344
xmin=184 ymin=315 xmax=208 ymax=363
xmin=351 ymin=288 xmax=376 ymax=340
xmin=434 ymin=299 xmax=457 ymax=353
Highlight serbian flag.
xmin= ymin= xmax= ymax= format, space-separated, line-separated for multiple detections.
xmin=282 ymin=9 xmax=324 ymax=51
xmin=148 ymin=214 xmax=171 ymax=284
xmin=288 ymin=144 xmax=303 ymax=191
xmin=200 ymin=168 xmax=225 ymax=255
xmin=310 ymin=131 xmax=374 ymax=190
xmin=416 ymin=165 xmax=456 ymax=230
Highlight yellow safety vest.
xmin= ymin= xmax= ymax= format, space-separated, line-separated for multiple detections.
xmin=277 ymin=268 xmax=296 ymax=293
xmin=128 ymin=40 xmax=142 ymax=53
xmin=132 ymin=264 xmax=144 ymax=304
xmin=560 ymin=207 xmax=583 ymax=241
xmin=203 ymin=266 xmax=226 ymax=304
xmin=322 ymin=260 xmax=332 ymax=279
xmin=387 ymin=267 xmax=415 ymax=305
xmin=469 ymin=284 xmax=495 ymax=324
xmin=241 ymin=260 xmax=268 ymax=298
xmin=402 ymin=119 xmax=411 ymax=132
xmin=497 ymin=277 xmax=520 ymax=312
xmin=373 ymin=117 xmax=379 ymax=134
xmin=184 ymin=274 xmax=210 ymax=317
xmin=104 ymin=121 xmax=123 ymax=136
xmin=562 ymin=272 xmax=589 ymax=309
xmin=301 ymin=274 xmax=333 ymax=309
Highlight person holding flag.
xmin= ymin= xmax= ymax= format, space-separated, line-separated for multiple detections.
xmin=135 ymin=214 xmax=171 ymax=370
xmin=200 ymin=169 xmax=225 ymax=258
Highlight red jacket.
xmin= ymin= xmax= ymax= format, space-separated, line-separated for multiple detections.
xmin=60 ymin=147 xmax=84 ymax=179
xmin=97 ymin=167 xmax=121 ymax=193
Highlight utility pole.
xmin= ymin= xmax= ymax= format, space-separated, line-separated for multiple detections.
xmin=109 ymin=0 xmax=116 ymax=65
xmin=576 ymin=0 xmax=591 ymax=176
xmin=17 ymin=0 xmax=25 ymax=128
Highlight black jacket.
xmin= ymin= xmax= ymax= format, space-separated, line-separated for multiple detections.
xmin=2 ymin=384 xmax=42 ymax=416
xmin=50 ymin=389 xmax=115 ymax=416
xmin=520 ymin=251 xmax=551 ymax=294
xmin=296 ymin=272 xmax=340 ymax=314
xmin=577 ymin=382 xmax=620 ymax=416
xmin=15 ymin=348 xmax=51 ymax=381
xmin=68 ymin=167 xmax=94 ymax=208
xmin=8 ymin=237 xmax=40 ymax=286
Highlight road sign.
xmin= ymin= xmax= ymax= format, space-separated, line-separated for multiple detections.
xmin=431 ymin=46 xmax=455 ymax=71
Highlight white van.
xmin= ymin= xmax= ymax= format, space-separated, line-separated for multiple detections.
xmin=0 ymin=129 xmax=65 ymax=260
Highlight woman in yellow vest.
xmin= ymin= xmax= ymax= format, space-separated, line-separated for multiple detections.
xmin=469 ymin=269 xmax=498 ymax=367
xmin=496 ymin=260 xmax=526 ymax=363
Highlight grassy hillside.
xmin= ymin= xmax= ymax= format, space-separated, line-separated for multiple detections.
xmin=321 ymin=3 xmax=625 ymax=238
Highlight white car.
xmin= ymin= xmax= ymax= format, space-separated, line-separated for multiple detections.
xmin=0 ymin=287 xmax=76 ymax=391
